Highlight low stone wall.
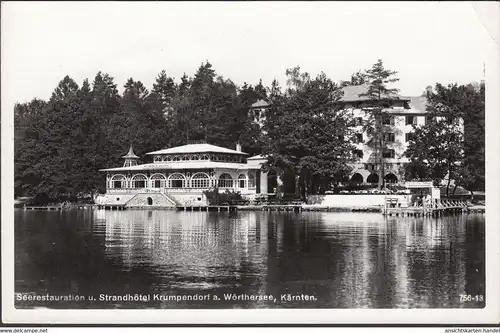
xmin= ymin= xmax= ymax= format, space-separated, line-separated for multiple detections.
xmin=307 ymin=194 xmax=408 ymax=207
xmin=95 ymin=194 xmax=135 ymax=205
xmin=168 ymin=193 xmax=208 ymax=206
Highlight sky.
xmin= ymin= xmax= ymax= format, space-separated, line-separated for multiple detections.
xmin=1 ymin=1 xmax=497 ymax=112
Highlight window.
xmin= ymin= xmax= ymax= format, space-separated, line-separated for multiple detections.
xmin=218 ymin=173 xmax=233 ymax=188
xmin=110 ymin=175 xmax=126 ymax=189
xmin=382 ymin=149 xmax=395 ymax=159
xmin=406 ymin=116 xmax=416 ymax=125
xmin=355 ymin=117 xmax=363 ymax=126
xmin=168 ymin=173 xmax=186 ymax=188
xmin=382 ymin=115 xmax=394 ymax=125
xmin=131 ymin=174 xmax=147 ymax=188
xmin=151 ymin=174 xmax=167 ymax=188
xmin=353 ymin=150 xmax=363 ymax=159
xmin=248 ymin=173 xmax=256 ymax=188
xmin=405 ymin=133 xmax=415 ymax=142
xmin=238 ymin=174 xmax=246 ymax=188
xmin=191 ymin=173 xmax=210 ymax=188
xmin=356 ymin=133 xmax=363 ymax=143
xmin=384 ymin=133 xmax=395 ymax=142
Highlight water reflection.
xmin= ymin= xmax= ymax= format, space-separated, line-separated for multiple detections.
xmin=15 ymin=209 xmax=484 ymax=309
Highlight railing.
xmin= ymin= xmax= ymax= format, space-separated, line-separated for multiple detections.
xmin=107 ymin=188 xmax=163 ymax=194
xmin=107 ymin=187 xmax=258 ymax=193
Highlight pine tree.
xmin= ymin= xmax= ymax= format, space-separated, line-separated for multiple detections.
xmin=358 ymin=59 xmax=400 ymax=189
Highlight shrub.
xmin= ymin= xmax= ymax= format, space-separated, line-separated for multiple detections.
xmin=203 ymin=187 xmax=244 ymax=205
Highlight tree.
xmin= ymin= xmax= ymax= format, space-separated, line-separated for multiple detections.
xmin=340 ymin=70 xmax=369 ymax=87
xmin=151 ymin=70 xmax=177 ymax=112
xmin=406 ymin=82 xmax=485 ymax=197
xmin=405 ymin=116 xmax=464 ymax=196
xmin=358 ymin=59 xmax=400 ymax=189
xmin=262 ymin=69 xmax=355 ymax=198
xmin=254 ymin=79 xmax=267 ymax=100
xmin=14 ymin=98 xmax=47 ymax=197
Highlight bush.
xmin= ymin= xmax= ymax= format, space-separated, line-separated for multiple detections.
xmin=203 ymin=188 xmax=244 ymax=205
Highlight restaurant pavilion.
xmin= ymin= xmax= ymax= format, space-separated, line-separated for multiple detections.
xmin=96 ymin=143 xmax=270 ymax=208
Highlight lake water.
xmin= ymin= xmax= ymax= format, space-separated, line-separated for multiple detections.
xmin=14 ymin=209 xmax=485 ymax=309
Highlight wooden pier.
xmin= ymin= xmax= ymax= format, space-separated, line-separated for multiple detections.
xmin=23 ymin=205 xmax=63 ymax=211
xmin=177 ymin=205 xmax=237 ymax=212
xmin=24 ymin=204 xmax=96 ymax=211
xmin=95 ymin=205 xmax=126 ymax=210
xmin=382 ymin=200 xmax=482 ymax=217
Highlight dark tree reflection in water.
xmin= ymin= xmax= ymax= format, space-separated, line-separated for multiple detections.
xmin=15 ymin=209 xmax=484 ymax=309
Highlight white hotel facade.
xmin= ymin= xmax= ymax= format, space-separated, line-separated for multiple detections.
xmin=250 ymin=84 xmax=446 ymax=186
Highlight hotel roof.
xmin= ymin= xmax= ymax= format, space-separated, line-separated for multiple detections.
xmin=340 ymin=84 xmax=410 ymax=102
xmin=99 ymin=161 xmax=261 ymax=172
xmin=250 ymin=99 xmax=271 ymax=108
xmin=146 ymin=143 xmax=248 ymax=156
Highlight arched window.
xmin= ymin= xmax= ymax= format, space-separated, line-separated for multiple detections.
xmin=191 ymin=173 xmax=210 ymax=188
xmin=248 ymin=173 xmax=256 ymax=188
xmin=150 ymin=173 xmax=167 ymax=188
xmin=154 ymin=156 xmax=161 ymax=163
xmin=168 ymin=173 xmax=186 ymax=188
xmin=350 ymin=173 xmax=364 ymax=184
xmin=172 ymin=156 xmax=181 ymax=162
xmin=181 ymin=155 xmax=188 ymax=161
xmin=110 ymin=174 xmax=126 ymax=189
xmin=165 ymin=156 xmax=171 ymax=162
xmin=218 ymin=173 xmax=233 ymax=188
xmin=238 ymin=174 xmax=246 ymax=188
xmin=384 ymin=173 xmax=398 ymax=184
xmin=367 ymin=173 xmax=379 ymax=184
xmin=200 ymin=154 xmax=209 ymax=161
xmin=131 ymin=174 xmax=147 ymax=188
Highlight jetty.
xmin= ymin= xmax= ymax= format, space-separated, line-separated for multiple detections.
xmin=23 ymin=204 xmax=95 ymax=211
xmin=382 ymin=199 xmax=482 ymax=217
xmin=23 ymin=205 xmax=63 ymax=211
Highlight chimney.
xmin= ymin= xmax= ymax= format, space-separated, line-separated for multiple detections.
xmin=236 ymin=142 xmax=242 ymax=152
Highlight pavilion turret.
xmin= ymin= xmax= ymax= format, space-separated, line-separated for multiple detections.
xmin=122 ymin=144 xmax=140 ymax=167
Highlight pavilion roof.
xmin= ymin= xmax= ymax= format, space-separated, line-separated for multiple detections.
xmin=99 ymin=161 xmax=260 ymax=172
xmin=146 ymin=143 xmax=248 ymax=156
xmin=121 ymin=145 xmax=140 ymax=159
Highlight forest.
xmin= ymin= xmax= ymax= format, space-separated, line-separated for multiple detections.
xmin=13 ymin=60 xmax=485 ymax=202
